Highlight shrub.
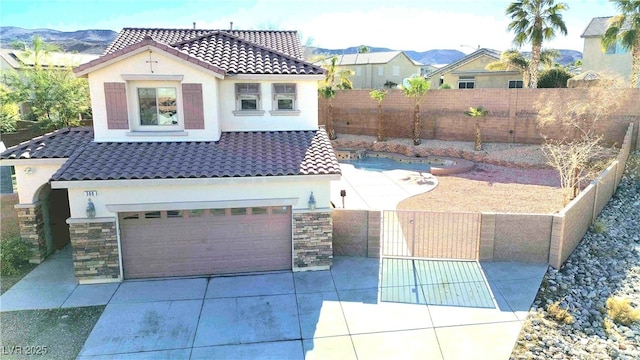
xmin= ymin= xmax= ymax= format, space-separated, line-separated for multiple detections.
xmin=538 ymin=68 xmax=573 ymax=88
xmin=0 ymin=237 xmax=32 ymax=275
xmin=591 ymin=219 xmax=607 ymax=234
xmin=546 ymin=301 xmax=574 ymax=325
xmin=606 ymin=297 xmax=640 ymax=326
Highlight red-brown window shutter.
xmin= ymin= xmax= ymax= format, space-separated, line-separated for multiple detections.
xmin=104 ymin=83 xmax=129 ymax=129
xmin=182 ymin=83 xmax=205 ymax=129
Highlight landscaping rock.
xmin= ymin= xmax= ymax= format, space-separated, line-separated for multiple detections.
xmin=510 ymin=151 xmax=640 ymax=360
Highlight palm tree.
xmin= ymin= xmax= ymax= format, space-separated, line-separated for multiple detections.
xmin=401 ymin=76 xmax=430 ymax=145
xmin=486 ymin=49 xmax=559 ymax=87
xmin=601 ymin=0 xmax=640 ymax=88
xmin=465 ymin=106 xmax=489 ymax=151
xmin=370 ymin=89 xmax=387 ymax=141
xmin=319 ymin=86 xmax=336 ymax=140
xmin=11 ymin=35 xmax=61 ymax=68
xmin=506 ymin=0 xmax=569 ymax=88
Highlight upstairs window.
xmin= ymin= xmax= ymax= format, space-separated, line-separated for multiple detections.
xmin=508 ymin=80 xmax=523 ymax=88
xmin=605 ymin=42 xmax=629 ymax=55
xmin=273 ymin=84 xmax=296 ymax=110
xmin=138 ymin=87 xmax=178 ymax=126
xmin=235 ymin=83 xmax=261 ymax=111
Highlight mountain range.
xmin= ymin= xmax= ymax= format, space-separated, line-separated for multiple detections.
xmin=0 ymin=26 xmax=582 ymax=65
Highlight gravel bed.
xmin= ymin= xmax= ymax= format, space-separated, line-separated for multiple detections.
xmin=510 ymin=151 xmax=640 ymax=360
xmin=332 ymin=135 xmax=550 ymax=167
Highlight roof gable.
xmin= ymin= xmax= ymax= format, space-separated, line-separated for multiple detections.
xmin=426 ymin=48 xmax=502 ymax=78
xmin=106 ymin=28 xmax=305 ymax=59
xmin=76 ymin=28 xmax=324 ymax=77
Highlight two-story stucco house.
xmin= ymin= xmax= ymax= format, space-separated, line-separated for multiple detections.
xmin=326 ymin=51 xmax=421 ymax=89
xmin=425 ymin=48 xmax=524 ymax=89
xmin=580 ymin=16 xmax=636 ymax=86
xmin=0 ymin=28 xmax=341 ymax=284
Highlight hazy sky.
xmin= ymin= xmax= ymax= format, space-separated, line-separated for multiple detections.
xmin=1 ymin=0 xmax=618 ymax=52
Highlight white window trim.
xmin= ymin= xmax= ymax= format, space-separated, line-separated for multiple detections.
xmin=126 ymin=80 xmax=184 ymax=132
xmin=392 ymin=66 xmax=400 ymax=76
xmin=234 ymin=83 xmax=263 ymax=116
xmin=270 ymin=83 xmax=298 ymax=115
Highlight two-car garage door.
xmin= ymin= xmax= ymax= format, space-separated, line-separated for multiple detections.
xmin=119 ymin=206 xmax=292 ymax=279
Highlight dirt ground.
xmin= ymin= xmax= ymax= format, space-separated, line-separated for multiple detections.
xmin=0 ymin=306 xmax=104 ymax=360
xmin=398 ymin=163 xmax=565 ymax=214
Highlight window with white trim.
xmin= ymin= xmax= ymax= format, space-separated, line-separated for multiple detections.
xmin=508 ymin=80 xmax=523 ymax=88
xmin=272 ymin=83 xmax=296 ymax=110
xmin=138 ymin=87 xmax=178 ymax=126
xmin=458 ymin=76 xmax=475 ymax=89
xmin=378 ymin=66 xmax=384 ymax=76
xmin=392 ymin=66 xmax=400 ymax=76
xmin=235 ymin=83 xmax=262 ymax=113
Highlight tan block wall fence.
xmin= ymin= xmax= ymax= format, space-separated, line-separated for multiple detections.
xmin=320 ymin=88 xmax=640 ymax=148
xmin=333 ymin=123 xmax=636 ymax=269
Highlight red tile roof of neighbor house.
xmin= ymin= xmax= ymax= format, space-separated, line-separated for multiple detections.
xmin=74 ymin=28 xmax=325 ymax=76
xmin=0 ymin=128 xmax=341 ymax=180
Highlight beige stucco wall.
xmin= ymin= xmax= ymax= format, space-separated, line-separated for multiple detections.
xmin=436 ymin=55 xmax=522 ymax=89
xmin=218 ymin=79 xmax=319 ymax=132
xmin=341 ymin=54 xmax=420 ymax=89
xmin=582 ymin=37 xmax=632 ymax=82
xmin=13 ymin=162 xmax=65 ymax=203
xmin=55 ymin=176 xmax=336 ymax=219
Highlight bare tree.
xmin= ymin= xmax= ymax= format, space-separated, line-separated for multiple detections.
xmin=536 ymin=78 xmax=631 ymax=204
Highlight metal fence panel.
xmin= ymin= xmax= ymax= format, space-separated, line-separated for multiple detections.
xmin=382 ymin=210 xmax=480 ymax=260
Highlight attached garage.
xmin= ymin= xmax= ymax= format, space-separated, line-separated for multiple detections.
xmin=119 ymin=206 xmax=292 ymax=279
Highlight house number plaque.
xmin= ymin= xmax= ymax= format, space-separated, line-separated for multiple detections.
xmin=84 ymin=190 xmax=98 ymax=197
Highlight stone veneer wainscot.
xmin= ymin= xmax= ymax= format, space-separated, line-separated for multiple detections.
xmin=15 ymin=203 xmax=47 ymax=264
xmin=67 ymin=218 xmax=120 ymax=283
xmin=292 ymin=211 xmax=333 ymax=270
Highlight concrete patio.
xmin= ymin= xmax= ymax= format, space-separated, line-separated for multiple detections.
xmin=0 ymin=246 xmax=547 ymax=359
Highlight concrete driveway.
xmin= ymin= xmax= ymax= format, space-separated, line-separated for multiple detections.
xmin=70 ymin=257 xmax=544 ymax=360
xmin=0 ymin=247 xmax=547 ymax=359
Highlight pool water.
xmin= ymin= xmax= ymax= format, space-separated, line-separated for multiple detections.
xmin=340 ymin=157 xmax=431 ymax=172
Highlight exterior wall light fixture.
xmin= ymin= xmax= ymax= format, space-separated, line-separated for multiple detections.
xmin=308 ymin=191 xmax=316 ymax=210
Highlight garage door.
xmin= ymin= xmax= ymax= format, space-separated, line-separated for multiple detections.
xmin=119 ymin=206 xmax=292 ymax=279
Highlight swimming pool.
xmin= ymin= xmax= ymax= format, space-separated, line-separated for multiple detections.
xmin=340 ymin=156 xmax=432 ymax=172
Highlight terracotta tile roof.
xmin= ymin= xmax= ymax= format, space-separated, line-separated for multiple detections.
xmin=174 ymin=32 xmax=324 ymax=75
xmin=0 ymin=127 xmax=93 ymax=160
xmin=49 ymin=129 xmax=340 ymax=181
xmin=105 ymin=28 xmax=305 ymax=59
xmin=77 ymin=27 xmax=324 ymax=76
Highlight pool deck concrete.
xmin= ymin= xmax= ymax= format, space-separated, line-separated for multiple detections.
xmin=331 ymin=163 xmax=438 ymax=210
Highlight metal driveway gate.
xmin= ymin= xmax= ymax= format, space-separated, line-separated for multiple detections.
xmin=381 ymin=210 xmax=480 ymax=260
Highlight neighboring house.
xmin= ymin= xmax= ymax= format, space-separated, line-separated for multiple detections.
xmin=425 ymin=48 xmax=524 ymax=89
xmin=0 ymin=28 xmax=341 ymax=284
xmin=580 ymin=16 xmax=634 ymax=85
xmin=0 ymin=49 xmax=99 ymax=119
xmin=325 ymin=51 xmax=421 ymax=89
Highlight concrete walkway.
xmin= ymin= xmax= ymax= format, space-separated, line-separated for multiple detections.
xmin=0 ymin=250 xmax=547 ymax=360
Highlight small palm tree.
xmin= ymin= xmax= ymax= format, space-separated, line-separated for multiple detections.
xmin=370 ymin=89 xmax=387 ymax=141
xmin=319 ymin=86 xmax=336 ymax=140
xmin=401 ymin=76 xmax=430 ymax=145
xmin=601 ymin=0 xmax=640 ymax=88
xmin=11 ymin=35 xmax=61 ymax=69
xmin=465 ymin=106 xmax=489 ymax=151
xmin=506 ymin=0 xmax=569 ymax=88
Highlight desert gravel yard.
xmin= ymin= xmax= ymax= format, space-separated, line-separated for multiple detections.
xmin=398 ymin=163 xmax=564 ymax=213
xmin=0 ymin=306 xmax=104 ymax=359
